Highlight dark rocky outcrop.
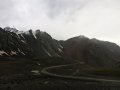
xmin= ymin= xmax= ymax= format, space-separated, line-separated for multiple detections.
xmin=0 ymin=27 xmax=63 ymax=59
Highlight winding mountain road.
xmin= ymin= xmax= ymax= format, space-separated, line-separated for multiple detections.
xmin=41 ymin=63 xmax=120 ymax=83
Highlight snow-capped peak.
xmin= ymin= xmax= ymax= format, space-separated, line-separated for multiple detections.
xmin=4 ymin=27 xmax=18 ymax=33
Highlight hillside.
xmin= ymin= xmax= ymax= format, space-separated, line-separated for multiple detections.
xmin=61 ymin=36 xmax=120 ymax=67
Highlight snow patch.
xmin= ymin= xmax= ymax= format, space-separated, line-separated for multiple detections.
xmin=17 ymin=49 xmax=25 ymax=55
xmin=0 ymin=50 xmax=9 ymax=56
xmin=16 ymin=31 xmax=24 ymax=34
xmin=21 ymin=40 xmax=26 ymax=43
xmin=17 ymin=48 xmax=21 ymax=52
xmin=0 ymin=51 xmax=5 ymax=56
xmin=31 ymin=70 xmax=40 ymax=75
xmin=33 ymin=31 xmax=37 ymax=39
xmin=59 ymin=44 xmax=63 ymax=49
xmin=10 ymin=51 xmax=17 ymax=55
xmin=45 ymin=50 xmax=52 ymax=57
xmin=36 ymin=62 xmax=40 ymax=66
xmin=4 ymin=27 xmax=18 ymax=33
xmin=21 ymin=52 xmax=25 ymax=55
xmin=20 ymin=34 xmax=25 ymax=39
xmin=43 ymin=48 xmax=52 ymax=57
xmin=58 ymin=48 xmax=63 ymax=53
xmin=25 ymin=30 xmax=37 ymax=39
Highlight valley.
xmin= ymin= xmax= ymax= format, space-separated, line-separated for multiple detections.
xmin=0 ymin=59 xmax=120 ymax=90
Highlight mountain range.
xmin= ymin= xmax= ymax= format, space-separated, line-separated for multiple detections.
xmin=0 ymin=27 xmax=120 ymax=67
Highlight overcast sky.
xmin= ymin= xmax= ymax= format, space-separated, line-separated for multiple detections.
xmin=0 ymin=0 xmax=120 ymax=44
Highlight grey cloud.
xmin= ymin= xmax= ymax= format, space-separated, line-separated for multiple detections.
xmin=0 ymin=0 xmax=30 ymax=27
xmin=0 ymin=0 xmax=120 ymax=45
xmin=44 ymin=0 xmax=89 ymax=19
xmin=0 ymin=0 xmax=15 ymax=25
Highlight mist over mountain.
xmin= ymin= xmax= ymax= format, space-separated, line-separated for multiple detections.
xmin=0 ymin=27 xmax=120 ymax=67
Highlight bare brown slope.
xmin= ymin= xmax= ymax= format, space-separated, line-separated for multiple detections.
xmin=61 ymin=36 xmax=120 ymax=67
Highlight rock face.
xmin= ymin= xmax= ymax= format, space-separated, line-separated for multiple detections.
xmin=0 ymin=27 xmax=63 ymax=59
xmin=61 ymin=36 xmax=120 ymax=67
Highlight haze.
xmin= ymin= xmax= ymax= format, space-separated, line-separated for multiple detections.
xmin=0 ymin=0 xmax=120 ymax=44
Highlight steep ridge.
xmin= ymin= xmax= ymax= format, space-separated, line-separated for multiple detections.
xmin=0 ymin=27 xmax=63 ymax=59
xmin=61 ymin=36 xmax=120 ymax=67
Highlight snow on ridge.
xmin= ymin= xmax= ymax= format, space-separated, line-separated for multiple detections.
xmin=21 ymin=52 xmax=25 ymax=55
xmin=24 ymin=30 xmax=37 ymax=39
xmin=20 ymin=34 xmax=25 ymax=39
xmin=58 ymin=44 xmax=63 ymax=53
xmin=4 ymin=27 xmax=18 ymax=33
xmin=58 ymin=48 xmax=63 ymax=53
xmin=0 ymin=51 xmax=5 ymax=56
xmin=10 ymin=51 xmax=17 ymax=55
xmin=35 ymin=30 xmax=46 ymax=36
xmin=17 ymin=48 xmax=25 ymax=55
xmin=0 ymin=50 xmax=9 ymax=56
xmin=16 ymin=31 xmax=24 ymax=34
xmin=42 ymin=46 xmax=52 ymax=57
xmin=21 ymin=40 xmax=26 ymax=43
xmin=44 ymin=49 xmax=52 ymax=57
xmin=59 ymin=44 xmax=63 ymax=49
xmin=24 ymin=31 xmax=30 ymax=35
xmin=33 ymin=31 xmax=37 ymax=39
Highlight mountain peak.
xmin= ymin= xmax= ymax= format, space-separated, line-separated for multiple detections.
xmin=62 ymin=36 xmax=120 ymax=67
xmin=0 ymin=27 xmax=63 ymax=58
xmin=4 ymin=27 xmax=18 ymax=33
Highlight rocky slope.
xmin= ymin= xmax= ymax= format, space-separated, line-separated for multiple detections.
xmin=61 ymin=36 xmax=120 ymax=67
xmin=0 ymin=27 xmax=63 ymax=59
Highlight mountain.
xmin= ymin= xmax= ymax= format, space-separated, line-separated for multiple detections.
xmin=1 ymin=27 xmax=120 ymax=67
xmin=61 ymin=36 xmax=120 ymax=67
xmin=0 ymin=27 xmax=63 ymax=59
